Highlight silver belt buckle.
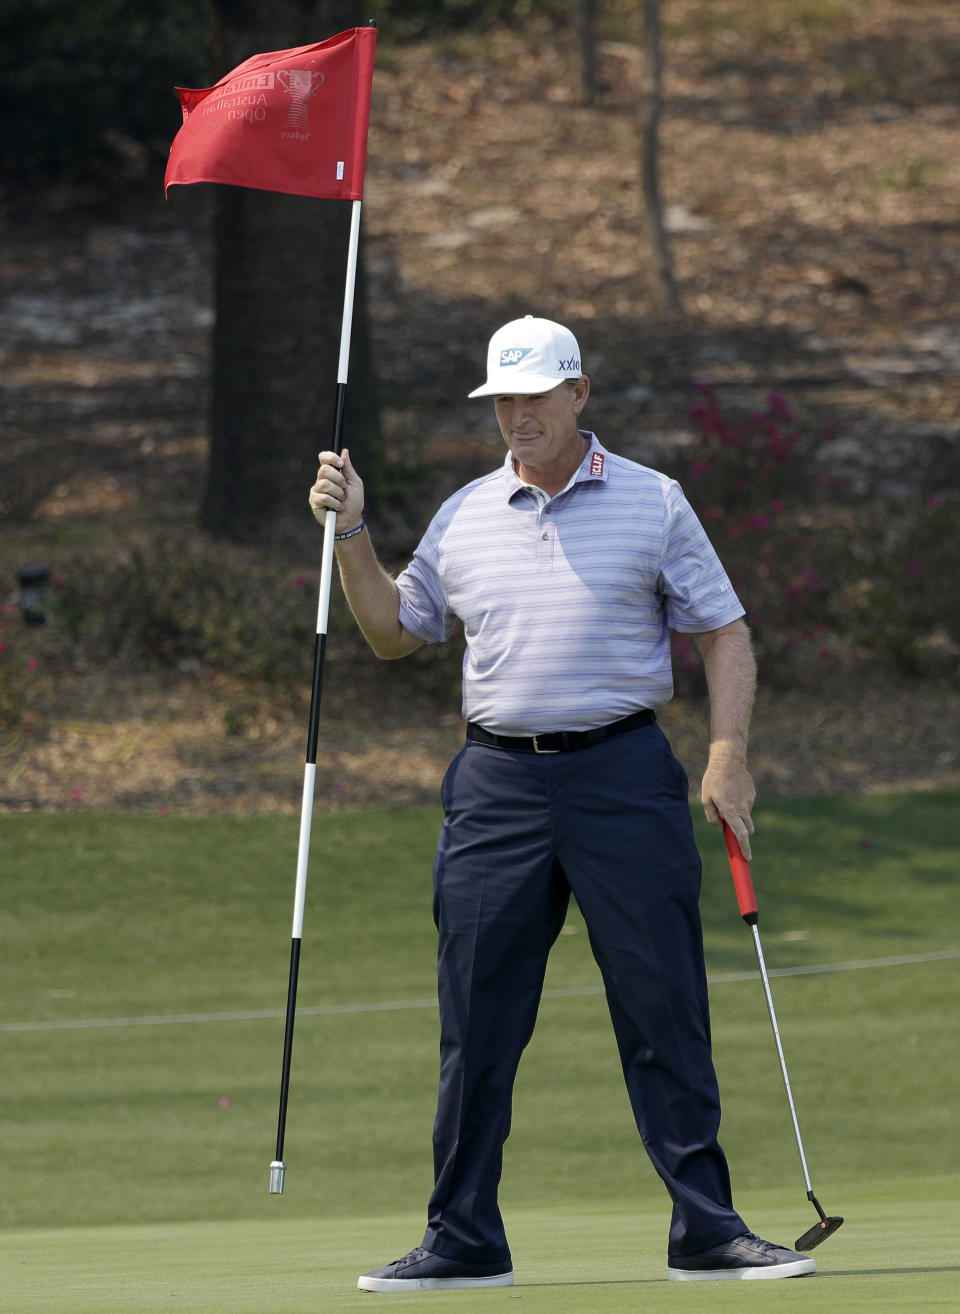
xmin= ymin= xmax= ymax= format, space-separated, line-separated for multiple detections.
xmin=532 ymin=734 xmax=560 ymax=755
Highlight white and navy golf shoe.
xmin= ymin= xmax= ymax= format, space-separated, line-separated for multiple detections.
xmin=357 ymin=1245 xmax=514 ymax=1292
xmin=668 ymin=1231 xmax=817 ymax=1281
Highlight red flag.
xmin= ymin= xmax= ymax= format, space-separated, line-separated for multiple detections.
xmin=164 ymin=27 xmax=376 ymax=201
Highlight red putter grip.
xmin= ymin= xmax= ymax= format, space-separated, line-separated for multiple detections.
xmin=722 ymin=819 xmax=759 ymax=922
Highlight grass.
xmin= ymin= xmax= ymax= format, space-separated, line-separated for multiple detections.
xmin=1 ymin=792 xmax=958 ymax=1310
xmin=3 ymin=1195 xmax=958 ymax=1314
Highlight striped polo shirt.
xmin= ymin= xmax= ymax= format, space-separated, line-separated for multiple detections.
xmin=395 ymin=432 xmax=744 ymax=735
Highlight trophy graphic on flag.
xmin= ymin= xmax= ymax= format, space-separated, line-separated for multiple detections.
xmin=277 ymin=67 xmax=326 ymax=137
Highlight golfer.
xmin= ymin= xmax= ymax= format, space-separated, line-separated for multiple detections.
xmin=309 ymin=316 xmax=816 ymax=1288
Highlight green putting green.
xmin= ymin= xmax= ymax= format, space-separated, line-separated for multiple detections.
xmin=3 ymin=1192 xmax=958 ymax=1313
xmin=1 ymin=793 xmax=957 ymax=1311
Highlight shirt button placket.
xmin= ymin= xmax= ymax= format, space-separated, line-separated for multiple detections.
xmin=537 ymin=505 xmax=555 ymax=571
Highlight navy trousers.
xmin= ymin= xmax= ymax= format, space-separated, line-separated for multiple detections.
xmin=420 ymin=719 xmax=746 ymax=1264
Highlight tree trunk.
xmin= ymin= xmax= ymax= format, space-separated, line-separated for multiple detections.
xmin=639 ymin=0 xmax=682 ymax=315
xmin=201 ymin=0 xmax=382 ymax=547
xmin=575 ymin=0 xmax=598 ymax=107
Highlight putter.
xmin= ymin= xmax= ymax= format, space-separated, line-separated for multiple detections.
xmin=721 ymin=820 xmax=844 ymax=1251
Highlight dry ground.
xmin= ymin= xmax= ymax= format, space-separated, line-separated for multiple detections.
xmin=2 ymin=3 xmax=959 ymax=815
xmin=3 ymin=668 xmax=958 ymax=817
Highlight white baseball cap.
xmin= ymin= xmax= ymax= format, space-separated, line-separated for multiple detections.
xmin=468 ymin=315 xmax=584 ymax=398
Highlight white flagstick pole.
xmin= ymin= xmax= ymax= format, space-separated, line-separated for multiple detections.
xmin=270 ymin=197 xmax=363 ymax=1195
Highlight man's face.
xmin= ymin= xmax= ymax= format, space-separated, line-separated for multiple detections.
xmin=493 ymin=380 xmax=589 ymax=475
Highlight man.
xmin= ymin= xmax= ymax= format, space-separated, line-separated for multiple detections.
xmin=309 ymin=316 xmax=816 ymax=1288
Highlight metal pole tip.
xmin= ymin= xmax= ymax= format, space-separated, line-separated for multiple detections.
xmin=269 ymin=1160 xmax=286 ymax=1194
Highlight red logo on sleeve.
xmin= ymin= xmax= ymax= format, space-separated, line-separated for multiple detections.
xmin=589 ymin=452 xmax=605 ymax=478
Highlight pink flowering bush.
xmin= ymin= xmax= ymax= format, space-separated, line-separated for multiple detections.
xmin=673 ymin=386 xmax=960 ymax=691
xmin=847 ymin=491 xmax=960 ymax=677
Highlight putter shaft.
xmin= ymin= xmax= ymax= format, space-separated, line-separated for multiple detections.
xmin=748 ymin=922 xmax=815 ymax=1197
xmin=721 ymin=820 xmax=844 ymax=1250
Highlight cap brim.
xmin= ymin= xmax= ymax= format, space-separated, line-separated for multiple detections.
xmin=467 ymin=373 xmax=573 ymax=399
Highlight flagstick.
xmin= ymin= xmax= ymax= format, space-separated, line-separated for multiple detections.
xmin=270 ymin=198 xmax=364 ymax=1196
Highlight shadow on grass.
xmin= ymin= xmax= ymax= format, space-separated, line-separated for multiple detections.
xmin=521 ymin=1264 xmax=960 ymax=1288
xmin=517 ymin=1279 xmax=662 ymax=1288
xmin=827 ymin=1266 xmax=960 ymax=1279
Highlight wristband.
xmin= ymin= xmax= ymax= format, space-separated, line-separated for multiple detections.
xmin=334 ymin=519 xmax=366 ymax=542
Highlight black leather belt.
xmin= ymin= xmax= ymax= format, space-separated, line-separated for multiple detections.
xmin=466 ymin=709 xmax=655 ymax=755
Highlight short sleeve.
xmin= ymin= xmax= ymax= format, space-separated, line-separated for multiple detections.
xmin=394 ymin=514 xmax=457 ymax=643
xmin=658 ymin=482 xmax=746 ymax=633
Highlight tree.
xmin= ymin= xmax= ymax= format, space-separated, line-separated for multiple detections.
xmin=200 ymin=0 xmax=383 ymax=546
xmin=576 ymin=0 xmax=598 ymax=107
xmin=0 ymin=1 xmax=206 ymax=182
xmin=639 ymin=0 xmax=682 ymax=314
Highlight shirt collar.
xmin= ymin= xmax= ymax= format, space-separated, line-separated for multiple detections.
xmin=503 ymin=431 xmax=608 ymax=503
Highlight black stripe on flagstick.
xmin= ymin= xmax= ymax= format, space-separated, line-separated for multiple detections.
xmin=275 ymin=935 xmax=303 ymax=1164
xmin=331 ymin=381 xmax=347 ymax=455
xmin=306 ymin=632 xmax=327 ymax=766
xmin=277 ymin=380 xmax=347 ymax=1163
xmin=308 ymin=376 xmax=347 ymax=769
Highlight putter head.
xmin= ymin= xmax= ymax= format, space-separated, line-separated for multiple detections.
xmin=269 ymin=1160 xmax=286 ymax=1194
xmin=795 ymin=1215 xmax=844 ymax=1251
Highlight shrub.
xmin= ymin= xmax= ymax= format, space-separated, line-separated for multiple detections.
xmin=675 ymin=386 xmax=960 ymax=690
xmin=0 ymin=604 xmax=53 ymax=737
xmin=51 ymin=536 xmax=316 ymax=685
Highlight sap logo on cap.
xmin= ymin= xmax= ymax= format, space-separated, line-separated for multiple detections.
xmin=468 ymin=316 xmax=583 ymax=398
xmin=500 ymin=347 xmax=532 ymax=367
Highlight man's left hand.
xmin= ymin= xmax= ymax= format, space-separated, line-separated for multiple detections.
xmin=701 ymin=755 xmax=756 ymax=860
